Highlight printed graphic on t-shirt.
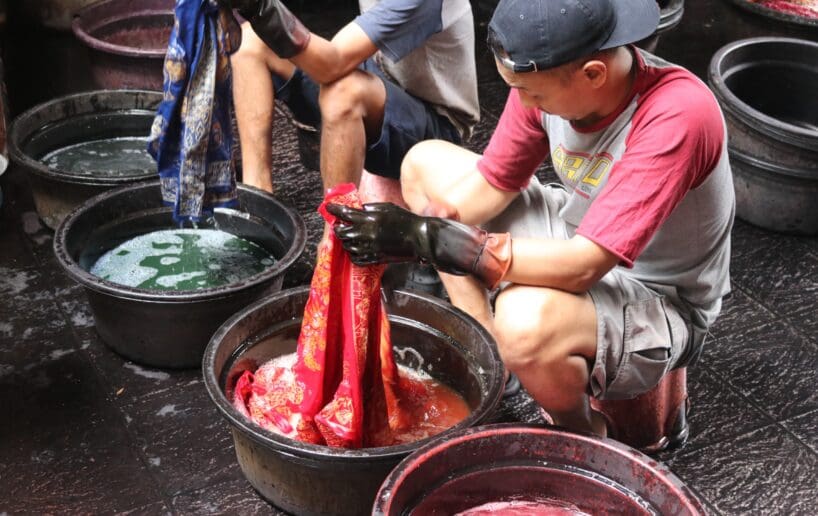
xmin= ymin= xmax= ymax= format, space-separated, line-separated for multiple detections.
xmin=551 ymin=144 xmax=614 ymax=199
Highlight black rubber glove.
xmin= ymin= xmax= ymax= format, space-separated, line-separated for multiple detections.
xmin=326 ymin=203 xmax=512 ymax=290
xmin=225 ymin=0 xmax=310 ymax=58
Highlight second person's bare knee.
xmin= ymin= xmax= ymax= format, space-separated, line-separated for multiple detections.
xmin=318 ymin=72 xmax=379 ymax=124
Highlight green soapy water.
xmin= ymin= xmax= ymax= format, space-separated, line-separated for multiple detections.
xmin=41 ymin=137 xmax=156 ymax=177
xmin=90 ymin=229 xmax=275 ymax=290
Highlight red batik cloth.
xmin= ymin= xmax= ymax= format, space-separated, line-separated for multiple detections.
xmin=233 ymin=183 xmax=406 ymax=447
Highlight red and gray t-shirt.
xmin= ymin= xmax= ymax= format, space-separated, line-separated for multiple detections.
xmin=478 ymin=48 xmax=735 ymax=331
xmin=355 ymin=0 xmax=480 ymax=139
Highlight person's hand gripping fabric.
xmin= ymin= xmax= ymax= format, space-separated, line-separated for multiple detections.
xmin=221 ymin=0 xmax=310 ymax=58
xmin=326 ymin=202 xmax=513 ymax=290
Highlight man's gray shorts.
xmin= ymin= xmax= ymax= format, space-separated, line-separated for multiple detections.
xmin=484 ymin=178 xmax=693 ymax=401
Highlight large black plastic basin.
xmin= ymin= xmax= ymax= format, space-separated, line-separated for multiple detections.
xmin=203 ymin=286 xmax=504 ymax=516
xmin=8 ymin=89 xmax=161 ymax=229
xmin=709 ymin=37 xmax=818 ymax=234
xmin=54 ymin=180 xmax=306 ymax=368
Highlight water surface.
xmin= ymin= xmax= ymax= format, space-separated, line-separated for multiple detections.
xmin=90 ymin=229 xmax=275 ymax=290
xmin=42 ymin=137 xmax=156 ymax=177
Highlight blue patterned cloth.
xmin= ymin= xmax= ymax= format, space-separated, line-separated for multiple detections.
xmin=148 ymin=0 xmax=242 ymax=223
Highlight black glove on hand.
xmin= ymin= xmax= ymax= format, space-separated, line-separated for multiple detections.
xmin=326 ymin=203 xmax=512 ymax=290
xmin=225 ymin=0 xmax=310 ymax=58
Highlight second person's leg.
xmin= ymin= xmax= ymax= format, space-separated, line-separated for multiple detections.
xmin=231 ymin=23 xmax=297 ymax=193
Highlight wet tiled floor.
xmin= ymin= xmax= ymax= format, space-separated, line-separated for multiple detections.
xmin=1 ymin=0 xmax=817 ymax=514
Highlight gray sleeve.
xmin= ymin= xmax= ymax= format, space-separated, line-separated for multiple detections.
xmin=353 ymin=0 xmax=443 ymax=62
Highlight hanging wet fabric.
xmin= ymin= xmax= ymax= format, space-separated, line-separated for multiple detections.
xmin=148 ymin=0 xmax=242 ymax=223
xmin=232 ymin=184 xmax=408 ymax=448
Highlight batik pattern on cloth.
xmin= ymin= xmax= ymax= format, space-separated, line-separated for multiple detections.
xmin=148 ymin=0 xmax=241 ymax=223
xmin=233 ymin=184 xmax=408 ymax=448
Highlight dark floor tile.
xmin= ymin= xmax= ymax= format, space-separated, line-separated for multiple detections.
xmin=117 ymin=501 xmax=174 ymax=515
xmin=0 ymin=175 xmax=61 ymax=268
xmin=267 ymin=114 xmax=323 ymax=285
xmin=781 ymin=409 xmax=818 ymax=456
xmin=706 ymin=287 xmax=776 ymax=340
xmin=729 ymin=219 xmax=794 ymax=260
xmin=0 ymin=212 xmax=36 ymax=268
xmin=474 ymin=39 xmax=499 ymax=86
xmin=703 ymin=323 xmax=818 ymax=420
xmin=720 ymin=237 xmax=818 ymax=344
xmin=0 ymin=450 xmax=161 ymax=515
xmin=18 ymin=208 xmax=58 ymax=266
xmin=463 ymin=115 xmax=498 ymax=155
xmin=666 ymin=425 xmax=818 ymax=515
xmin=74 ymin=326 xmax=193 ymax=404
xmin=0 ymin=264 xmax=68 ymax=341
xmin=764 ymin=287 xmax=818 ymax=346
xmin=172 ymin=478 xmax=285 ymax=515
xmin=795 ymin=235 xmax=818 ymax=257
xmin=0 ymin=331 xmax=162 ymax=514
xmin=53 ymin=282 xmax=98 ymax=331
xmin=116 ymin=375 xmax=244 ymax=497
xmin=658 ymin=367 xmax=773 ymax=462
xmin=0 ymin=330 xmax=116 ymax=459
xmin=729 ymin=236 xmax=818 ymax=305
xmin=477 ymin=80 xmax=510 ymax=119
xmin=0 ymin=165 xmax=38 ymax=216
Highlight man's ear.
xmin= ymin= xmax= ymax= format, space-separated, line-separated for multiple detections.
xmin=582 ymin=60 xmax=607 ymax=88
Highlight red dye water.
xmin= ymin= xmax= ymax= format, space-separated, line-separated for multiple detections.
xmin=753 ymin=0 xmax=818 ymax=19
xmin=233 ymin=353 xmax=470 ymax=447
xmin=455 ymin=499 xmax=589 ymax=516
xmin=368 ymin=371 xmax=471 ymax=447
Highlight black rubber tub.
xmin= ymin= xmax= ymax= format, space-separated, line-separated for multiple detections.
xmin=637 ymin=0 xmax=685 ymax=53
xmin=657 ymin=0 xmax=685 ymax=32
xmin=8 ymin=89 xmax=161 ymax=229
xmin=374 ymin=424 xmax=706 ymax=515
xmin=709 ymin=37 xmax=818 ymax=234
xmin=54 ymin=180 xmax=306 ymax=368
xmin=203 ymin=286 xmax=505 ymax=516
xmin=72 ymin=0 xmax=173 ymax=90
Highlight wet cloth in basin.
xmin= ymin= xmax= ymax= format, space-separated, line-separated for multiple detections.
xmin=234 ymin=184 xmax=407 ymax=447
xmin=148 ymin=0 xmax=241 ymax=223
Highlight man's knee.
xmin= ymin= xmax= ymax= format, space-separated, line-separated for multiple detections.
xmin=233 ymin=23 xmax=291 ymax=76
xmin=318 ymin=72 xmax=380 ymax=122
xmin=402 ymin=140 xmax=458 ymax=178
xmin=400 ymin=140 xmax=464 ymax=212
xmin=493 ymin=286 xmax=566 ymax=371
xmin=401 ymin=140 xmax=439 ymax=183
xmin=234 ymin=24 xmax=269 ymax=61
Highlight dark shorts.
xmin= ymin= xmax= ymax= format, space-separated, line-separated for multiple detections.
xmin=272 ymin=59 xmax=461 ymax=179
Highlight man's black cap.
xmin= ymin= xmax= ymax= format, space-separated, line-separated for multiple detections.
xmin=489 ymin=0 xmax=660 ymax=72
